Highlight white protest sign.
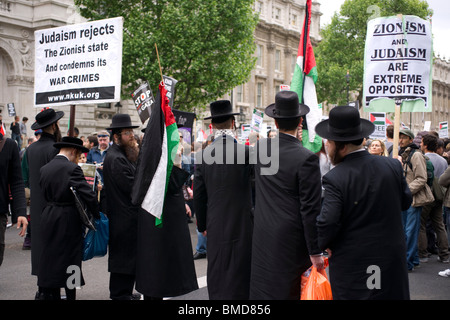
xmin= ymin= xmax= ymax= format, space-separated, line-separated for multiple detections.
xmin=369 ymin=112 xmax=387 ymax=139
xmin=251 ymin=109 xmax=264 ymax=133
xmin=439 ymin=121 xmax=448 ymax=139
xmin=34 ymin=17 xmax=123 ymax=107
xmin=363 ymin=15 xmax=432 ymax=113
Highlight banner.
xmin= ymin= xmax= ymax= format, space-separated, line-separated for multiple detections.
xmin=132 ymin=81 xmax=154 ymax=124
xmin=7 ymin=103 xmax=15 ymax=117
xmin=369 ymin=112 xmax=387 ymax=139
xmin=363 ymin=15 xmax=432 ymax=112
xmin=34 ymin=17 xmax=123 ymax=107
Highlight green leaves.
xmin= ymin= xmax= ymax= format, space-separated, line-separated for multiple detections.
xmin=75 ymin=0 xmax=258 ymax=112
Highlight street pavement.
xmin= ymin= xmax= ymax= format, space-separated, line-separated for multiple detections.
xmin=0 ymin=215 xmax=449 ymax=300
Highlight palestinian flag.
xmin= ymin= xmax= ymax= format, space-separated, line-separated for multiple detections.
xmin=370 ymin=113 xmax=386 ymax=125
xmin=131 ymin=82 xmax=179 ymax=227
xmin=0 ymin=123 xmax=5 ymax=136
xmin=290 ymin=0 xmax=322 ymax=153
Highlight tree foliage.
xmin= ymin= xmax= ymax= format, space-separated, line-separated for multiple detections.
xmin=315 ymin=0 xmax=432 ymax=107
xmin=74 ymin=0 xmax=259 ymax=111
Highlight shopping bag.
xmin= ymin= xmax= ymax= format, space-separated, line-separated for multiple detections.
xmin=83 ymin=212 xmax=109 ymax=261
xmin=300 ymin=257 xmax=332 ymax=300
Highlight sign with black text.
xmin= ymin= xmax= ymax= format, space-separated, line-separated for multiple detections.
xmin=363 ymin=15 xmax=432 ymax=113
xmin=369 ymin=112 xmax=387 ymax=139
xmin=34 ymin=17 xmax=123 ymax=107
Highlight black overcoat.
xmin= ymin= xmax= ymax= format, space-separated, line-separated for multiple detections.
xmin=38 ymin=155 xmax=98 ymax=288
xmin=250 ymin=133 xmax=323 ymax=300
xmin=194 ymin=134 xmax=253 ymax=300
xmin=135 ymin=166 xmax=198 ymax=298
xmin=25 ymin=132 xmax=58 ymax=275
xmin=317 ymin=150 xmax=412 ymax=300
xmin=103 ymin=143 xmax=139 ymax=275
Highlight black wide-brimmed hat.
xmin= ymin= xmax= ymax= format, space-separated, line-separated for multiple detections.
xmin=54 ymin=136 xmax=89 ymax=153
xmin=265 ymin=91 xmax=310 ymax=119
xmin=203 ymin=100 xmax=240 ymax=120
xmin=105 ymin=113 xmax=139 ymax=130
xmin=31 ymin=108 xmax=65 ymax=130
xmin=315 ymin=105 xmax=375 ymax=141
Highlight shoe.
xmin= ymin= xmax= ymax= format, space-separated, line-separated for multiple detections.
xmin=193 ymin=252 xmax=206 ymax=260
xmin=419 ymin=257 xmax=429 ymax=263
xmin=22 ymin=237 xmax=31 ymax=250
xmin=437 ymin=257 xmax=450 ymax=263
xmin=438 ymin=269 xmax=450 ymax=277
xmin=131 ymin=293 xmax=142 ymax=300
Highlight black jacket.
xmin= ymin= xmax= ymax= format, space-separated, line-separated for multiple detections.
xmin=38 ymin=155 xmax=98 ymax=287
xmin=194 ymin=134 xmax=253 ymax=300
xmin=317 ymin=150 xmax=412 ymax=300
xmin=0 ymin=135 xmax=26 ymax=220
xmin=250 ymin=133 xmax=322 ymax=300
xmin=103 ymin=143 xmax=139 ymax=275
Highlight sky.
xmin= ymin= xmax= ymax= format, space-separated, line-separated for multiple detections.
xmin=319 ymin=0 xmax=450 ymax=59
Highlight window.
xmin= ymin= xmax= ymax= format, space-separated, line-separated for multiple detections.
xmin=256 ymin=83 xmax=263 ymax=108
xmin=256 ymin=44 xmax=263 ymax=67
xmin=275 ymin=49 xmax=281 ymax=71
xmin=236 ymin=85 xmax=243 ymax=103
xmin=291 ymin=14 xmax=298 ymax=26
xmin=256 ymin=1 xmax=263 ymax=14
xmin=273 ymin=7 xmax=281 ymax=20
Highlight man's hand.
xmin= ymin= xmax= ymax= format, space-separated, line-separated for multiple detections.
xmin=310 ymin=255 xmax=325 ymax=270
xmin=16 ymin=216 xmax=28 ymax=237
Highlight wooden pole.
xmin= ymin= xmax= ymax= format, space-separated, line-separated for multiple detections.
xmin=68 ymin=104 xmax=76 ymax=137
xmin=393 ymin=104 xmax=401 ymax=159
xmin=155 ymin=43 xmax=164 ymax=84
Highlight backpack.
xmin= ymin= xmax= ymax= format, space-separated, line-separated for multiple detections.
xmin=405 ymin=149 xmax=434 ymax=187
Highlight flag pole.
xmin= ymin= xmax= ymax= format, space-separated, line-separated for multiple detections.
xmin=155 ymin=43 xmax=164 ymax=84
xmin=392 ymin=14 xmax=403 ymax=159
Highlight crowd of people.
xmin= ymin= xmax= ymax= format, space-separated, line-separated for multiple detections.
xmin=1 ymin=91 xmax=450 ymax=300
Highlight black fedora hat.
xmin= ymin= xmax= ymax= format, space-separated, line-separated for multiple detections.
xmin=105 ymin=113 xmax=139 ymax=130
xmin=54 ymin=136 xmax=89 ymax=153
xmin=265 ymin=91 xmax=310 ymax=119
xmin=203 ymin=100 xmax=240 ymax=120
xmin=315 ymin=106 xmax=375 ymax=141
xmin=31 ymin=108 xmax=65 ymax=130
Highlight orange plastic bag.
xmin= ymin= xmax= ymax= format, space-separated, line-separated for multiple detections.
xmin=300 ymin=257 xmax=332 ymax=300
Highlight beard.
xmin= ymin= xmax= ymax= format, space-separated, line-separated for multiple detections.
xmin=118 ymin=136 xmax=139 ymax=163
xmin=329 ymin=146 xmax=345 ymax=166
xmin=54 ymin=124 xmax=62 ymax=142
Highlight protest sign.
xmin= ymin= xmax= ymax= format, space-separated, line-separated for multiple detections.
xmin=131 ymin=82 xmax=154 ymax=124
xmin=251 ymin=109 xmax=264 ymax=133
xmin=439 ymin=121 xmax=448 ymax=139
xmin=34 ymin=17 xmax=123 ymax=107
xmin=7 ymin=103 xmax=15 ymax=117
xmin=78 ymin=163 xmax=97 ymax=191
xmin=363 ymin=15 xmax=432 ymax=113
xmin=369 ymin=112 xmax=387 ymax=139
xmin=163 ymin=76 xmax=178 ymax=108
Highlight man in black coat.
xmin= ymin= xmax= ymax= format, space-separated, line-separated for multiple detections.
xmin=194 ymin=100 xmax=253 ymax=300
xmin=38 ymin=137 xmax=98 ymax=300
xmin=250 ymin=91 xmax=324 ymax=300
xmin=315 ymin=106 xmax=412 ymax=300
xmin=103 ymin=114 xmax=141 ymax=300
xmin=26 ymin=108 xmax=63 ymax=299
xmin=0 ymin=132 xmax=28 ymax=267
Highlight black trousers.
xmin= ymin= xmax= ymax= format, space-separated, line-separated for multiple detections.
xmin=109 ymin=272 xmax=135 ymax=300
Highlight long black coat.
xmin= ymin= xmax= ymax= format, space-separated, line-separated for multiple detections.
xmin=25 ymin=132 xmax=58 ymax=276
xmin=194 ymin=134 xmax=253 ymax=300
xmin=250 ymin=133 xmax=323 ymax=300
xmin=38 ymin=155 xmax=98 ymax=288
xmin=103 ymin=143 xmax=139 ymax=275
xmin=317 ymin=150 xmax=412 ymax=300
xmin=135 ymin=166 xmax=198 ymax=298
